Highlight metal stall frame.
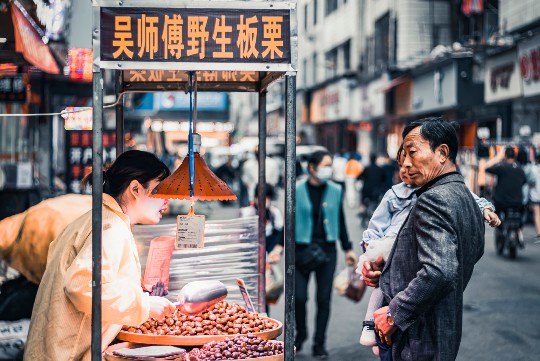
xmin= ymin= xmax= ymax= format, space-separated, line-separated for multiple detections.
xmin=91 ymin=1 xmax=297 ymax=360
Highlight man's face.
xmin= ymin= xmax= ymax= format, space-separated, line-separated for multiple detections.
xmin=402 ymin=127 xmax=446 ymax=187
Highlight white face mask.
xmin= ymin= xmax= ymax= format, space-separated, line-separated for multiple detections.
xmin=316 ymin=166 xmax=333 ymax=183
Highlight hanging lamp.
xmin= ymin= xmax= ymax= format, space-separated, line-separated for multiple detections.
xmin=152 ymin=72 xmax=237 ymax=201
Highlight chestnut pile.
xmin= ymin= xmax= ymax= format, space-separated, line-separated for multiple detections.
xmin=123 ymin=301 xmax=278 ymax=336
xmin=188 ymin=335 xmax=284 ymax=360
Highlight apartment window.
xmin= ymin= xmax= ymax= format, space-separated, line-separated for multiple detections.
xmin=374 ymin=13 xmax=390 ymax=69
xmin=343 ymin=40 xmax=351 ymax=71
xmin=303 ymin=58 xmax=308 ymax=87
xmin=313 ymin=0 xmax=318 ymax=25
xmin=312 ymin=53 xmax=317 ymax=84
xmin=304 ymin=4 xmax=308 ymax=30
xmin=325 ymin=0 xmax=338 ymax=15
xmin=325 ymin=47 xmax=338 ymax=79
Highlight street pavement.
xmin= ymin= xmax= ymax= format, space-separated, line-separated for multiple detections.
xmin=183 ymin=197 xmax=540 ymax=361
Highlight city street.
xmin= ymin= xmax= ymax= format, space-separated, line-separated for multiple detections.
xmin=201 ymin=198 xmax=540 ymax=361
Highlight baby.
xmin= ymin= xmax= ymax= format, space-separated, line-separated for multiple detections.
xmin=358 ymin=149 xmax=500 ymax=350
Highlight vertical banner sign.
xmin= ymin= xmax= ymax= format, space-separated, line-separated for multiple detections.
xmin=100 ymin=8 xmax=291 ymax=65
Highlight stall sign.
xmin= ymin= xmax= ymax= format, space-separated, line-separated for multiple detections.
xmin=67 ymin=48 xmax=93 ymax=82
xmin=484 ymin=50 xmax=522 ymax=103
xmin=518 ymin=33 xmax=540 ymax=97
xmin=0 ymin=76 xmax=26 ymax=103
xmin=63 ymin=107 xmax=93 ymax=130
xmin=100 ymin=7 xmax=291 ymax=67
xmin=123 ymin=70 xmax=259 ymax=83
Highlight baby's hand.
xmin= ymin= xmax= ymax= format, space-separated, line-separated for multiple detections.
xmin=483 ymin=209 xmax=501 ymax=228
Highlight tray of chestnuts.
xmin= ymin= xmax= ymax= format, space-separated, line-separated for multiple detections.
xmin=117 ymin=302 xmax=282 ymax=346
xmin=105 ymin=336 xmax=285 ymax=361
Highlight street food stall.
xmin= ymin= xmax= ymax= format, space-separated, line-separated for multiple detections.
xmin=91 ymin=1 xmax=297 ymax=360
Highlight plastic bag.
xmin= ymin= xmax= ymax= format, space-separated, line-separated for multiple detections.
xmin=334 ymin=267 xmax=366 ymax=302
xmin=265 ymin=263 xmax=284 ymax=304
xmin=333 ymin=268 xmax=350 ymax=295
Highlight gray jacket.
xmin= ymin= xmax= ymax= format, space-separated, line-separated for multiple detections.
xmin=380 ymin=172 xmax=485 ymax=361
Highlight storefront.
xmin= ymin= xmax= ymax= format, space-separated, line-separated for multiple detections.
xmin=309 ymin=78 xmax=355 ymax=153
xmin=410 ymin=55 xmax=484 ymax=148
xmin=515 ymin=33 xmax=540 ymax=146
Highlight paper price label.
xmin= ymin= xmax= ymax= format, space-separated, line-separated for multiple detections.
xmin=176 ymin=214 xmax=205 ymax=250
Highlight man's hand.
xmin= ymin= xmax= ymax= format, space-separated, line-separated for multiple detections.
xmin=362 ymin=256 xmax=385 ymax=287
xmin=483 ymin=209 xmax=501 ymax=228
xmin=374 ymin=306 xmax=397 ymax=346
xmin=148 ymin=296 xmax=175 ymax=320
xmin=345 ymin=250 xmax=358 ymax=266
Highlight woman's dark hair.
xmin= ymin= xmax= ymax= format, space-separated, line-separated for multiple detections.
xmin=308 ymin=150 xmax=331 ymax=170
xmin=81 ymin=150 xmax=171 ymax=197
xmin=402 ymin=117 xmax=459 ymax=163
xmin=516 ymin=146 xmax=529 ymax=165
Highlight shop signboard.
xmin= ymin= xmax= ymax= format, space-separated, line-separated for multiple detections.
xmin=65 ymin=130 xmax=116 ymax=193
xmin=63 ymin=107 xmax=93 ymax=130
xmin=485 ymin=50 xmax=522 ymax=103
xmin=310 ymin=79 xmax=350 ymax=123
xmin=0 ymin=75 xmax=26 ymax=103
xmin=99 ymin=3 xmax=294 ymax=72
xmin=155 ymin=92 xmax=228 ymax=111
xmin=518 ymin=33 xmax=540 ymax=98
xmin=411 ymin=62 xmax=457 ymax=115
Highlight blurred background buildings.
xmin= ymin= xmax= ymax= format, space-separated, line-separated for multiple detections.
xmin=1 ymin=0 xmax=540 ymax=216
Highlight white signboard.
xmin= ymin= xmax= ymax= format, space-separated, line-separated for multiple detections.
xmin=485 ymin=50 xmax=523 ymax=103
xmin=310 ymin=79 xmax=350 ymax=123
xmin=518 ymin=33 xmax=540 ymax=98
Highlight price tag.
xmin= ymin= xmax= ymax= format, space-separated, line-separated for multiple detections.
xmin=236 ymin=278 xmax=255 ymax=313
xmin=175 ymin=214 xmax=205 ymax=249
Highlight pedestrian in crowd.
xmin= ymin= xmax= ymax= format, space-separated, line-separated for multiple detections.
xmin=215 ymin=156 xmax=237 ymax=206
xmin=381 ymin=154 xmax=399 ymax=190
xmin=358 ymin=145 xmax=499 ymax=356
xmin=359 ymin=154 xmax=386 ymax=225
xmin=486 ymin=147 xmax=527 ymax=216
xmin=241 ymin=145 xmax=279 ymax=204
xmin=240 ymin=183 xmax=284 ymax=255
xmin=331 ymin=151 xmax=348 ymax=188
xmin=362 ymin=117 xmax=486 ymax=361
xmin=528 ymin=154 xmax=540 ymax=238
xmin=24 ymin=150 xmax=176 ymax=360
xmin=344 ymin=152 xmax=364 ymax=208
xmin=268 ymin=150 xmax=358 ymax=359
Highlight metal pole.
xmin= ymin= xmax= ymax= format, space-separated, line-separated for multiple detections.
xmin=115 ymin=70 xmax=124 ymax=155
xmin=257 ymin=90 xmax=267 ymax=313
xmin=284 ymin=75 xmax=296 ymax=361
xmin=91 ymin=70 xmax=104 ymax=361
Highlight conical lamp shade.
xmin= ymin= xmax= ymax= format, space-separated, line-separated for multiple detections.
xmin=152 ymin=153 xmax=237 ymax=201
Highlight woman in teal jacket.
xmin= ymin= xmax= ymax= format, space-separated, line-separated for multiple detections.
xmin=270 ymin=150 xmax=357 ymax=359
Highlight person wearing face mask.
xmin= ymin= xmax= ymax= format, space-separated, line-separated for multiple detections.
xmin=24 ymin=150 xmax=176 ymax=361
xmin=269 ymin=150 xmax=357 ymax=359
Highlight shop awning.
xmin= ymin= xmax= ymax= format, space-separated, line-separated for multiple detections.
xmin=383 ymin=75 xmax=410 ymax=92
xmin=11 ymin=3 xmax=60 ymax=75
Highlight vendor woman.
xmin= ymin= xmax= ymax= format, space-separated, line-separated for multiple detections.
xmin=24 ymin=150 xmax=176 ymax=360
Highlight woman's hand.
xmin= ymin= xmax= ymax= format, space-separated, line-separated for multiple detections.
xmin=345 ymin=250 xmax=358 ymax=266
xmin=268 ymin=245 xmax=284 ymax=264
xmin=148 ymin=296 xmax=175 ymax=320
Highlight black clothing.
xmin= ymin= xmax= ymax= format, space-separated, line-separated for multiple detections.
xmin=306 ymin=182 xmax=352 ymax=251
xmin=382 ymin=161 xmax=399 ymax=190
xmin=295 ymin=243 xmax=337 ymax=347
xmin=486 ymin=162 xmax=527 ymax=209
xmin=359 ymin=164 xmax=386 ymax=201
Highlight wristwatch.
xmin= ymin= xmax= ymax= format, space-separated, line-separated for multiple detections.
xmin=386 ymin=311 xmax=395 ymax=327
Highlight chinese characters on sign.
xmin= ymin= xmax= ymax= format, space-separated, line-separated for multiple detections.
xmin=123 ymin=70 xmax=259 ymax=83
xmin=101 ymin=8 xmax=291 ymax=64
xmin=66 ymin=130 xmax=116 ymax=194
